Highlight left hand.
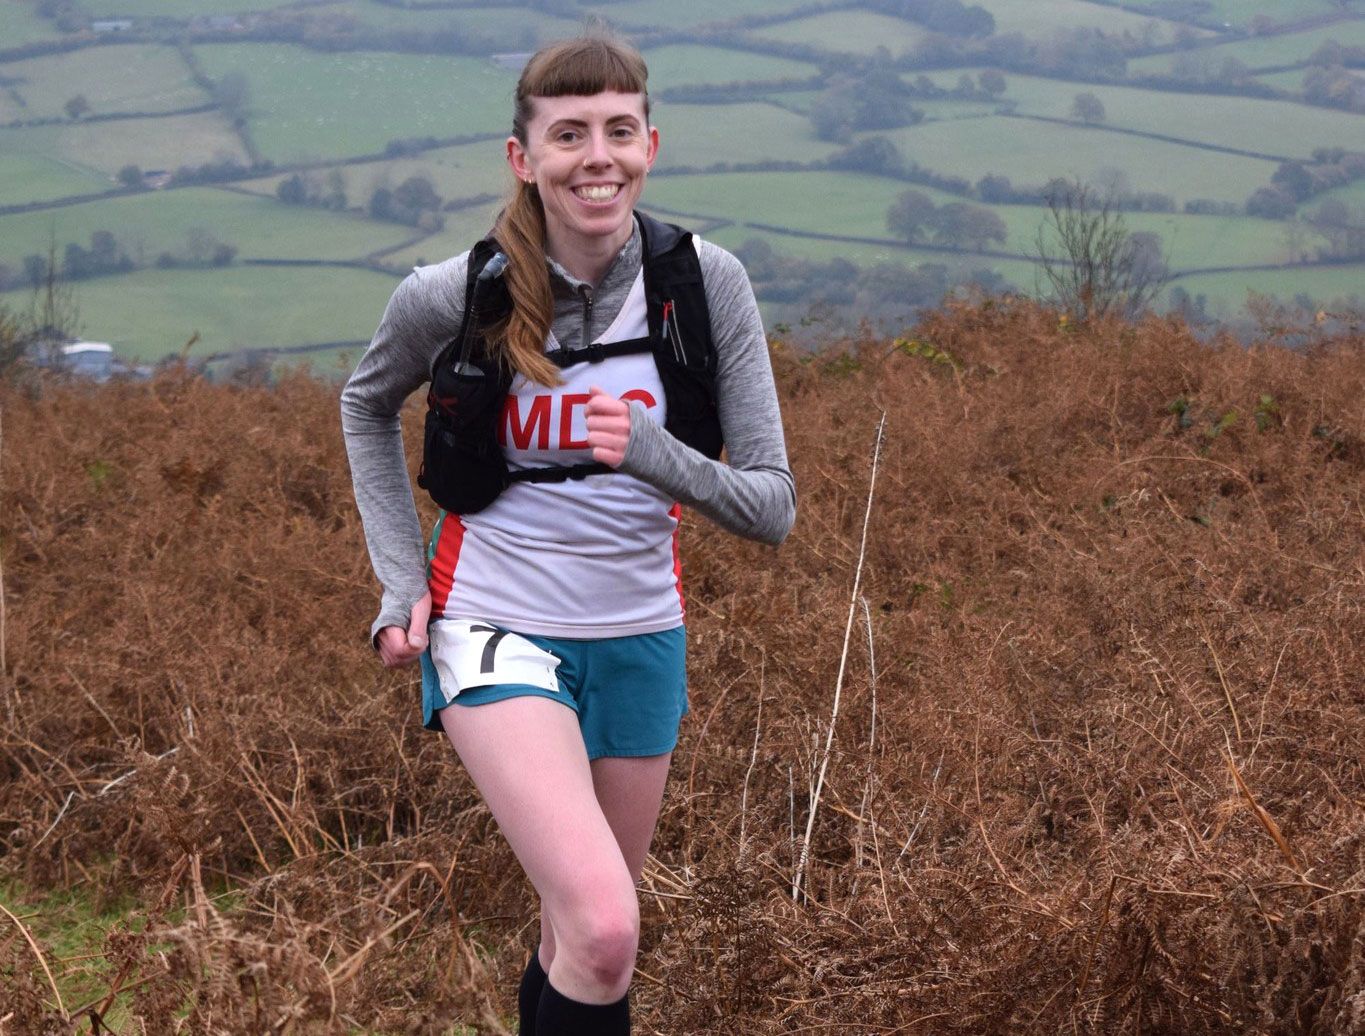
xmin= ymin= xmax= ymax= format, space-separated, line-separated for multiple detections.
xmin=585 ymin=385 xmax=631 ymax=467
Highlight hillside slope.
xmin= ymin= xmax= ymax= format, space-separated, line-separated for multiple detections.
xmin=2 ymin=301 xmax=1363 ymax=1033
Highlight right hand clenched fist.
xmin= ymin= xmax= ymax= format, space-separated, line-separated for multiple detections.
xmin=376 ymin=591 xmax=431 ymax=668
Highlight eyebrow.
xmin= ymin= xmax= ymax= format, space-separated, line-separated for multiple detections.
xmin=545 ymin=114 xmax=642 ymax=130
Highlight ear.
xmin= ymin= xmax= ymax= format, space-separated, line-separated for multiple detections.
xmin=506 ymin=136 xmax=532 ymax=183
xmin=645 ymin=124 xmax=660 ymax=171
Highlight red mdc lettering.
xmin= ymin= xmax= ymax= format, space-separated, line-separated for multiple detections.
xmin=500 ymin=390 xmax=658 ymax=450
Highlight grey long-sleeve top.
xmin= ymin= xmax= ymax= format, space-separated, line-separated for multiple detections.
xmin=340 ymin=219 xmax=796 ymax=643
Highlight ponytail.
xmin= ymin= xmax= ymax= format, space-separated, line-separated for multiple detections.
xmin=490 ymin=182 xmax=559 ymax=386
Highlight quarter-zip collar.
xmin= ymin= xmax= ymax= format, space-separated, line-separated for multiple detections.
xmin=546 ymin=218 xmax=641 ymax=298
xmin=545 ymin=218 xmax=643 ymax=351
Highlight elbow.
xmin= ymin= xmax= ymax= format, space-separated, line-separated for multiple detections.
xmin=751 ymin=483 xmax=796 ymax=546
xmin=771 ymin=492 xmax=797 ymax=545
xmin=339 ymin=378 xmax=361 ymax=426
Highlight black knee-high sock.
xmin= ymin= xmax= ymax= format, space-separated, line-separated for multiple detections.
xmin=536 ymin=978 xmax=629 ymax=1036
xmin=518 ymin=953 xmax=548 ymax=1036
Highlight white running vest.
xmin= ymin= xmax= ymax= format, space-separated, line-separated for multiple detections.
xmin=427 ymin=268 xmax=684 ymax=638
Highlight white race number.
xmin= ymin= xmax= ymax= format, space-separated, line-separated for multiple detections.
xmin=428 ymin=619 xmax=562 ymax=705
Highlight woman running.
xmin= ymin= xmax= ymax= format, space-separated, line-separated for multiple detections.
xmin=341 ymin=32 xmax=795 ymax=1035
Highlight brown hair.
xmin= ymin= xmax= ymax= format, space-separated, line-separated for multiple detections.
xmin=491 ymin=33 xmax=650 ymax=386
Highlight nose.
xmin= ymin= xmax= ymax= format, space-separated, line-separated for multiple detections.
xmin=583 ymin=128 xmax=612 ymax=169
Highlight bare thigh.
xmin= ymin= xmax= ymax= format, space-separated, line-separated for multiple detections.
xmin=439 ymin=696 xmax=642 ymax=996
xmin=591 ymin=753 xmax=673 ymax=882
xmin=539 ymin=752 xmax=673 ymax=965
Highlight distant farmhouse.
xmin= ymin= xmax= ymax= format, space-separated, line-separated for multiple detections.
xmin=31 ymin=340 xmax=150 ymax=381
xmin=62 ymin=342 xmax=114 ymax=381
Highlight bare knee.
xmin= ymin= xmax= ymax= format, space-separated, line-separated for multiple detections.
xmin=581 ymin=902 xmax=639 ymax=989
xmin=555 ymin=892 xmax=639 ymax=997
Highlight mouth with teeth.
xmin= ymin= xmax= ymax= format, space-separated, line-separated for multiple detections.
xmin=572 ymin=184 xmax=622 ymax=203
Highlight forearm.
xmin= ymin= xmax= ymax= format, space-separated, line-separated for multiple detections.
xmin=340 ymin=256 xmax=467 ymax=641
xmin=620 ymin=409 xmax=794 ymax=544
xmin=340 ymin=406 xmax=430 ymax=643
xmin=618 ymin=239 xmax=795 ymax=544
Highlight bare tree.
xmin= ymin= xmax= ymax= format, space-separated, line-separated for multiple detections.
xmin=1035 ymin=180 xmax=1169 ymax=323
xmin=28 ymin=230 xmax=80 ymax=348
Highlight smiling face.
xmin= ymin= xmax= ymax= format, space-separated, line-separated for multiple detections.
xmin=506 ymin=91 xmax=659 ymax=274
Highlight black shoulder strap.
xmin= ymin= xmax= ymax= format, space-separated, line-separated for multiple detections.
xmin=637 ymin=211 xmax=712 ymax=371
xmin=430 ymin=236 xmax=502 ymax=381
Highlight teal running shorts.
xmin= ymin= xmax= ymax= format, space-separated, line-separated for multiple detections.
xmin=420 ymin=625 xmax=687 ymax=760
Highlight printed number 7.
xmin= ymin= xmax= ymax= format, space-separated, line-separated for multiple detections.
xmin=470 ymin=624 xmax=509 ymax=674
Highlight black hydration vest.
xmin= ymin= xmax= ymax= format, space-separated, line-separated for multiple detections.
xmin=416 ymin=211 xmax=722 ymax=515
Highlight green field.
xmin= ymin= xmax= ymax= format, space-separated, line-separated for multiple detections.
xmin=976 ymin=71 xmax=1365 ymax=160
xmin=1129 ymin=20 xmax=1365 ymax=74
xmin=580 ymin=0 xmax=808 ymax=29
xmin=0 ymin=152 xmax=111 ymax=205
xmin=236 ymin=138 xmax=517 ymax=207
xmin=650 ymin=101 xmax=838 ymax=169
xmin=1311 ymin=178 xmax=1365 ymax=207
xmin=647 ymin=168 xmax=1330 ymax=269
xmin=907 ymin=99 xmax=1000 ymax=121
xmin=702 ymin=221 xmax=1043 ymax=284
xmin=75 ymin=0 xmax=295 ymax=15
xmin=0 ymin=1 xmax=63 ymax=46
xmin=0 ymin=44 xmax=204 ymax=121
xmin=872 ymin=116 xmax=1279 ymax=202
xmin=365 ymin=198 xmax=505 ymax=269
xmin=0 ymin=186 xmax=416 ymax=267
xmin=302 ymin=1 xmax=584 ymax=43
xmin=643 ymin=44 xmax=817 ymax=91
xmin=0 ymin=110 xmax=247 ymax=177
xmin=760 ymin=88 xmax=826 ymax=115
xmin=2 ymin=0 xmax=1360 ymax=347
xmin=973 ymin=0 xmax=1200 ymax=40
xmin=1253 ymin=68 xmax=1311 ymax=91
xmin=645 ymin=170 xmax=962 ymax=239
xmin=0 ymin=263 xmax=401 ymax=360
xmin=250 ymin=343 xmax=373 ymax=381
xmin=1172 ymin=262 xmax=1365 ymax=313
xmin=1127 ymin=210 xmax=1330 ymax=267
xmin=1117 ymin=0 xmax=1347 ymax=26
xmin=192 ymin=44 xmax=516 ymax=163
xmin=0 ymin=90 xmax=20 ymax=124
xmin=755 ymin=10 xmax=932 ymax=57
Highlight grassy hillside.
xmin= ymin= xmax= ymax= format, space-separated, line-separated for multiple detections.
xmin=0 ymin=264 xmax=399 ymax=361
xmin=975 ymin=71 xmax=1365 ymax=159
xmin=0 ymin=187 xmax=417 ymax=267
xmin=2 ymin=305 xmax=1362 ymax=1032
xmin=2 ymin=0 xmax=1364 ymax=364
xmin=873 ymin=117 xmax=1279 ymax=202
xmin=192 ymin=45 xmax=516 ymax=163
xmin=3 ymin=112 xmax=248 ymax=176
xmin=1128 ymin=19 xmax=1365 ymax=73
xmin=0 ymin=45 xmax=203 ymax=121
xmin=755 ymin=10 xmax=934 ymax=55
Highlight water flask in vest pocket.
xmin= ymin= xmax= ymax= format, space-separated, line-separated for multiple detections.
xmin=418 ymin=353 xmax=510 ymax=514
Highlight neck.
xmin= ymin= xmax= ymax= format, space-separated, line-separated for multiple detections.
xmin=545 ymin=218 xmax=633 ymax=287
